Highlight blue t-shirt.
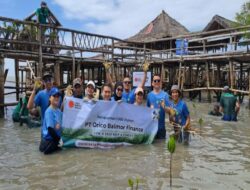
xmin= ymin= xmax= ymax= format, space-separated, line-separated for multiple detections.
xmin=34 ymin=89 xmax=62 ymax=122
xmin=147 ymin=90 xmax=169 ymax=130
xmin=122 ymin=88 xmax=136 ymax=104
xmin=42 ymin=106 xmax=62 ymax=140
xmin=168 ymin=99 xmax=190 ymax=126
xmin=34 ymin=89 xmax=50 ymax=121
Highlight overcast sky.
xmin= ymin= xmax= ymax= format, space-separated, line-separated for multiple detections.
xmin=52 ymin=0 xmax=247 ymax=38
xmin=1 ymin=0 xmax=247 ymax=76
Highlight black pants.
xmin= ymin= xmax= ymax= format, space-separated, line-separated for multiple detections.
xmin=155 ymin=128 xmax=166 ymax=139
xmin=39 ymin=139 xmax=61 ymax=155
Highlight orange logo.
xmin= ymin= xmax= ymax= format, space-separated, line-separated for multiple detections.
xmin=68 ymin=100 xmax=75 ymax=108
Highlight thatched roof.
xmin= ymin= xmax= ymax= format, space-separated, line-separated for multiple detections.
xmin=24 ymin=6 xmax=62 ymax=26
xmin=127 ymin=10 xmax=189 ymax=42
xmin=203 ymin=15 xmax=237 ymax=32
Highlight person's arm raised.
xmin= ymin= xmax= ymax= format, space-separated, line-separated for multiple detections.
xmin=138 ymin=61 xmax=150 ymax=88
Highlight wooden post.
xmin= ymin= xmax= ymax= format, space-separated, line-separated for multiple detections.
xmin=181 ymin=62 xmax=186 ymax=91
xmin=14 ymin=59 xmax=19 ymax=100
xmin=0 ymin=55 xmax=4 ymax=118
xmin=178 ymin=60 xmax=182 ymax=88
xmin=206 ymin=61 xmax=211 ymax=102
xmin=211 ymin=62 xmax=215 ymax=86
xmin=143 ymin=43 xmax=146 ymax=60
xmin=21 ymin=70 xmax=24 ymax=94
xmin=54 ymin=61 xmax=61 ymax=86
xmin=229 ymin=60 xmax=234 ymax=88
xmin=77 ymin=61 xmax=80 ymax=78
xmin=72 ymin=32 xmax=76 ymax=80
xmin=249 ymin=69 xmax=250 ymax=109
xmin=38 ymin=25 xmax=43 ymax=77
xmin=217 ymin=63 xmax=221 ymax=87
xmin=240 ymin=62 xmax=243 ymax=89
xmin=161 ymin=63 xmax=165 ymax=89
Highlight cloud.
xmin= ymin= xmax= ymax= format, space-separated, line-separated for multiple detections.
xmin=43 ymin=0 xmax=249 ymax=39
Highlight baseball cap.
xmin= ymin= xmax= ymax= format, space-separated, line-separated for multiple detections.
xmin=171 ymin=85 xmax=180 ymax=92
xmin=87 ymin=80 xmax=95 ymax=88
xmin=42 ymin=72 xmax=52 ymax=80
xmin=134 ymin=87 xmax=144 ymax=94
xmin=49 ymin=87 xmax=61 ymax=97
xmin=73 ymin=78 xmax=82 ymax=87
xmin=41 ymin=1 xmax=47 ymax=7
xmin=223 ymin=86 xmax=229 ymax=91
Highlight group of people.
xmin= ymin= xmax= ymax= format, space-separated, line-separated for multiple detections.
xmin=12 ymin=62 xmax=241 ymax=155
xmin=15 ymin=62 xmax=191 ymax=154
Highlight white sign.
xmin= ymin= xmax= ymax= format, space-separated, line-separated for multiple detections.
xmin=132 ymin=71 xmax=151 ymax=87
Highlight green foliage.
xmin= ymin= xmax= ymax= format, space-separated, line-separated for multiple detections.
xmin=128 ymin=178 xmax=134 ymax=190
xmin=167 ymin=135 xmax=176 ymax=154
xmin=235 ymin=2 xmax=250 ymax=26
xmin=235 ymin=1 xmax=250 ymax=38
xmin=198 ymin=117 xmax=204 ymax=127
xmin=128 ymin=177 xmax=140 ymax=190
xmin=50 ymin=31 xmax=57 ymax=41
xmin=62 ymin=128 xmax=151 ymax=144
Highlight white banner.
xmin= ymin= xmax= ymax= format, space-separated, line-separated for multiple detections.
xmin=62 ymin=97 xmax=158 ymax=148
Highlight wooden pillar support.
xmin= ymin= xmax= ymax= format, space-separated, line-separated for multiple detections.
xmin=54 ymin=61 xmax=61 ymax=86
xmin=72 ymin=32 xmax=76 ymax=80
xmin=229 ymin=60 xmax=234 ymax=89
xmin=178 ymin=60 xmax=182 ymax=88
xmin=206 ymin=61 xmax=211 ymax=102
xmin=14 ymin=59 xmax=19 ymax=101
xmin=249 ymin=69 xmax=250 ymax=109
xmin=38 ymin=25 xmax=44 ymax=77
xmin=0 ymin=55 xmax=4 ymax=118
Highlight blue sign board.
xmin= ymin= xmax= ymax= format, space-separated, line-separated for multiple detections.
xmin=175 ymin=39 xmax=188 ymax=55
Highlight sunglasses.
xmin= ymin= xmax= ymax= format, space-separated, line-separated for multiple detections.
xmin=153 ymin=80 xmax=161 ymax=83
xmin=74 ymin=84 xmax=81 ymax=89
xmin=123 ymin=81 xmax=131 ymax=84
xmin=52 ymin=94 xmax=60 ymax=98
xmin=44 ymin=78 xmax=52 ymax=83
xmin=117 ymin=88 xmax=123 ymax=92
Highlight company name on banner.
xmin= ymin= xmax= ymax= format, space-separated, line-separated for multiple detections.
xmin=62 ymin=97 xmax=158 ymax=148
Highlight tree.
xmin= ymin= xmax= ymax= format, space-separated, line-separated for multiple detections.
xmin=235 ymin=1 xmax=250 ymax=39
xmin=235 ymin=1 xmax=250 ymax=26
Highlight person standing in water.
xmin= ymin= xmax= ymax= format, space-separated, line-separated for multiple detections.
xmin=220 ymin=86 xmax=240 ymax=121
xmin=39 ymin=87 xmax=63 ymax=155
xmin=147 ymin=74 xmax=170 ymax=139
xmin=167 ymin=85 xmax=191 ymax=144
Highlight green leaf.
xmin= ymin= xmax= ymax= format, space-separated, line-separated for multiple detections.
xmin=198 ymin=117 xmax=203 ymax=126
xmin=128 ymin=178 xmax=134 ymax=188
xmin=192 ymin=103 xmax=196 ymax=109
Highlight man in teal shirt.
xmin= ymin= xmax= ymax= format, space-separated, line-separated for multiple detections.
xmin=36 ymin=1 xmax=49 ymax=24
xmin=220 ymin=86 xmax=240 ymax=121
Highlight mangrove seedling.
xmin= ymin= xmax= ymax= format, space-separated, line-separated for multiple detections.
xmin=128 ymin=177 xmax=140 ymax=190
xmin=198 ymin=117 xmax=204 ymax=136
xmin=167 ymin=135 xmax=176 ymax=188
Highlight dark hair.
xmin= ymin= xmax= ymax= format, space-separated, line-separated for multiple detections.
xmin=152 ymin=74 xmax=161 ymax=80
xmin=113 ymin=81 xmax=123 ymax=101
xmin=102 ymin=83 xmax=112 ymax=91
